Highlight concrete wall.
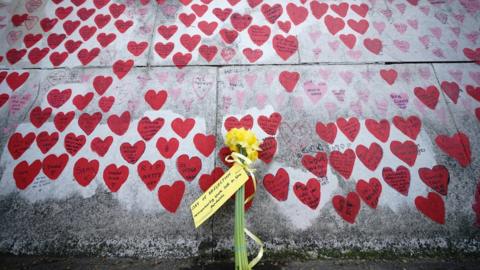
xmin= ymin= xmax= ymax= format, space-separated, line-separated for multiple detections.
xmin=0 ymin=0 xmax=479 ymax=258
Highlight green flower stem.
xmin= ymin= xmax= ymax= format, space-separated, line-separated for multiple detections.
xmin=234 ymin=146 xmax=250 ymax=270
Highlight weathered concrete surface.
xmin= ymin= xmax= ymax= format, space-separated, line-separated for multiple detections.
xmin=0 ymin=0 xmax=479 ymax=262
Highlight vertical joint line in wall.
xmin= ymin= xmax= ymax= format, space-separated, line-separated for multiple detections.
xmin=146 ymin=2 xmax=160 ymax=69
xmin=211 ymin=66 xmax=221 ymax=260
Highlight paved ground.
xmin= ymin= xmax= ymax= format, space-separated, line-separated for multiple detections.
xmin=1 ymin=254 xmax=480 ymax=270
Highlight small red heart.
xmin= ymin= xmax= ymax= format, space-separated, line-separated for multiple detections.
xmin=380 ymin=69 xmax=397 ymax=85
xmin=90 ymin=136 xmax=113 ymax=157
xmin=23 ymin=33 xmax=43 ymax=48
xmin=158 ymin=181 xmax=185 ymax=213
xmin=171 ymin=117 xmax=195 ymax=138
xmin=257 ymin=112 xmax=282 ymax=135
xmin=316 ymin=121 xmax=337 ymax=144
xmin=191 ymin=4 xmax=208 ymax=17
xmin=98 ymin=96 xmax=114 ymax=112
xmin=50 ymin=51 xmax=68 ymax=66
xmin=30 ymin=106 xmax=52 ymax=128
xmin=94 ymin=14 xmax=111 ymax=28
xmin=144 ymin=89 xmax=167 ymax=110
xmin=261 ymin=3 xmax=282 ymax=24
xmin=14 ymin=160 xmax=42 ymax=190
xmin=466 ymin=85 xmax=480 ymax=102
xmin=435 ymin=132 xmax=471 ymax=167
xmin=47 ymin=88 xmax=71 ymax=108
xmin=301 ymin=152 xmax=328 ymax=178
xmin=176 ymin=154 xmax=202 ymax=181
xmin=419 ymin=165 xmax=449 ymax=196
xmin=114 ymin=19 xmax=133 ymax=33
xmin=212 ymin=8 xmax=232 ymax=21
xmin=42 ymin=153 xmax=69 ymax=180
xmin=414 ymin=85 xmax=440 ymax=110
xmin=263 ymin=168 xmax=289 ymax=201
xmin=355 ymin=143 xmax=383 ymax=171
xmin=77 ymin=48 xmax=100 ymax=65
xmin=172 ymin=52 xmax=191 ymax=69
xmin=415 ymin=192 xmax=445 ymax=224
xmin=392 ymin=115 xmax=421 ymax=140
xmin=310 ymin=1 xmax=328 ymax=19
xmin=258 ymin=137 xmax=277 ymax=164
xmin=97 ymin=33 xmax=116 ymax=47
xmin=127 ymin=41 xmax=148 ymax=56
xmin=365 ymin=119 xmax=390 ymax=142
xmin=324 ymin=15 xmax=345 ymax=35
xmin=73 ymin=92 xmax=94 ymax=110
xmin=93 ymin=75 xmax=113 ymax=95
xmin=382 ymin=166 xmax=410 ymax=196
xmin=332 ymin=192 xmax=361 ymax=224
xmin=199 ymin=167 xmax=224 ymax=192
xmin=107 ymin=111 xmax=131 ymax=136
xmin=6 ymin=71 xmax=29 ymax=91
xmin=156 ymin=137 xmax=179 ymax=159
xmin=8 ymin=132 xmax=36 ymax=160
xmin=356 ymin=178 xmax=381 ymax=209
xmin=109 ymin=3 xmax=125 ymax=18
xmin=103 ymin=164 xmax=129 ymax=192
xmin=40 ymin=18 xmax=58 ymax=32
xmin=347 ymin=19 xmax=369 ymax=34
xmin=272 ymin=34 xmax=298 ymax=61
xmin=230 ymin=13 xmax=252 ymax=32
xmin=120 ymin=140 xmax=145 ymax=164
xmin=78 ymin=112 xmax=102 ymax=135
xmin=64 ymin=132 xmax=86 ymax=156
xmin=6 ymin=49 xmax=27 ymax=65
xmin=242 ymin=48 xmax=262 ymax=63
xmin=28 ymin=47 xmax=49 ymax=64
xmin=112 ymin=59 xmax=134 ymax=79
xmin=154 ymin=42 xmax=174 ymax=58
xmin=224 ymin=115 xmax=253 ymax=131
xmin=286 ymin=3 xmax=308 ymax=25
xmin=47 ymin=33 xmax=66 ymax=49
xmin=390 ymin=140 xmax=418 ymax=167
xmin=293 ymin=178 xmax=320 ymax=209
xmin=279 ymin=71 xmax=299 ymax=93
xmin=363 ymin=38 xmax=382 ymax=55
xmin=36 ymin=131 xmax=59 ymax=154
xmin=329 ymin=149 xmax=356 ymax=180
xmin=74 ymin=158 xmax=99 ymax=187
xmin=219 ymin=28 xmax=238 ymax=44
xmin=137 ymin=116 xmax=164 ymax=141
xmin=138 ymin=160 xmax=165 ymax=191
xmin=199 ymin=45 xmax=218 ymax=62
xmin=330 ymin=2 xmax=349 ymax=17
xmin=336 ymin=117 xmax=360 ymax=142
xmin=180 ymin=34 xmax=201 ymax=52
xmin=64 ymin=40 xmax=82 ymax=53
xmin=440 ymin=81 xmax=460 ymax=104
xmin=54 ymin=111 xmax=75 ymax=132
xmin=157 ymin=25 xmax=178 ymax=40
xmin=193 ymin=133 xmax=215 ymax=157
xmin=55 ymin=6 xmax=73 ymax=20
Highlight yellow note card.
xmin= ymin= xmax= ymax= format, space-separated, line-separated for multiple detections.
xmin=191 ymin=163 xmax=249 ymax=228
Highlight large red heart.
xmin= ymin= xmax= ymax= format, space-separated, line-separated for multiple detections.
xmin=310 ymin=1 xmax=328 ymax=19
xmin=98 ymin=96 xmax=114 ymax=112
xmin=230 ymin=13 xmax=252 ymax=32
xmin=107 ymin=111 xmax=131 ymax=135
xmin=199 ymin=167 xmax=224 ymax=192
xmin=120 ymin=140 xmax=145 ymax=164
xmin=257 ymin=112 xmax=282 ymax=135
xmin=172 ymin=52 xmax=192 ymax=69
xmin=380 ymin=69 xmax=397 ymax=85
xmin=440 ymin=81 xmax=460 ymax=104
xmin=144 ymin=89 xmax=167 ymax=110
xmin=30 ymin=106 xmax=52 ymax=128
xmin=330 ymin=2 xmax=349 ymax=17
xmin=47 ymin=88 xmax=71 ymax=108
xmin=293 ymin=178 xmax=320 ymax=209
xmin=137 ymin=116 xmax=164 ymax=141
xmin=415 ymin=192 xmax=445 ymax=224
xmin=347 ymin=19 xmax=369 ymax=34
xmin=435 ymin=132 xmax=471 ymax=167
xmin=301 ymin=152 xmax=328 ymax=178
xmin=176 ymin=154 xmax=202 ymax=181
xmin=336 ymin=117 xmax=360 ymax=142
xmin=279 ymin=71 xmax=299 ymax=93
xmin=224 ymin=115 xmax=253 ymax=131
xmin=199 ymin=45 xmax=218 ymax=62
xmin=171 ymin=117 xmax=195 ymax=138
xmin=55 ymin=6 xmax=73 ymax=19
xmin=112 ymin=59 xmax=134 ymax=79
xmin=332 ymin=192 xmax=361 ymax=224
xmin=179 ymin=13 xmax=196 ymax=27
xmin=90 ymin=136 xmax=113 ymax=157
xmin=64 ymin=133 xmax=86 ymax=156
xmin=158 ymin=181 xmax=185 ymax=213
xmin=78 ymin=112 xmax=102 ymax=135
xmin=138 ymin=160 xmax=165 ymax=191
xmin=466 ymin=85 xmax=480 ymax=102
xmin=286 ymin=3 xmax=308 ymax=25
xmin=247 ymin=25 xmax=270 ymax=46
xmin=28 ymin=47 xmax=49 ymax=64
xmin=77 ymin=48 xmax=100 ymax=65
xmin=13 ymin=160 xmax=42 ymax=190
xmin=6 ymin=49 xmax=27 ymax=65
xmin=382 ymin=166 xmax=410 ymax=196
xmin=219 ymin=29 xmax=238 ymax=44
xmin=193 ymin=133 xmax=216 ymax=157
xmin=103 ymin=164 xmax=129 ymax=192
xmin=329 ymin=149 xmax=356 ymax=179
xmin=40 ymin=17 xmax=58 ymax=32
xmin=365 ymin=119 xmax=390 ymax=142
xmin=324 ymin=15 xmax=345 ymax=35
xmin=263 ymin=168 xmax=289 ymax=201
xmin=154 ymin=42 xmax=174 ymax=58
xmin=392 ymin=115 xmax=421 ymax=140
xmin=77 ymin=7 xmax=94 ymax=21
xmin=94 ymin=14 xmax=111 ymax=28
xmin=355 ymin=142 xmax=382 ymax=171
xmin=127 ymin=41 xmax=148 ymax=56
xmin=114 ymin=19 xmax=133 ymax=33
xmin=418 ymin=165 xmax=449 ymax=196
xmin=63 ymin=20 xmax=80 ymax=35
xmin=339 ymin=34 xmax=356 ymax=49
xmin=73 ymin=92 xmax=93 ymax=111
xmin=356 ymin=178 xmax=382 ymax=209
xmin=6 ymin=72 xmax=29 ymax=91
xmin=156 ymin=137 xmax=179 ymax=159
xmin=97 ymin=33 xmax=116 ymax=47
xmin=47 ymin=33 xmax=66 ymax=49
xmin=363 ymin=38 xmax=382 ymax=55
xmin=414 ymin=86 xmax=440 ymax=110
xmin=316 ymin=121 xmax=337 ymax=144
xmin=73 ymin=158 xmax=99 ymax=187
xmin=261 ymin=3 xmax=282 ymax=24
xmin=42 ymin=153 xmax=69 ymax=180
xmin=272 ymin=34 xmax=298 ymax=61
xmin=54 ymin=111 xmax=75 ymax=132
xmin=258 ymin=137 xmax=277 ymax=163
xmin=180 ymin=34 xmax=201 ymax=52
xmin=243 ymin=48 xmax=262 ymax=63
xmin=8 ymin=132 xmax=36 ymax=159
xmin=36 ymin=131 xmax=59 ymax=154
xmin=390 ymin=140 xmax=418 ymax=167
xmin=157 ymin=25 xmax=177 ymax=39
xmin=93 ymin=75 xmax=113 ymax=95
xmin=50 ymin=52 xmax=68 ymax=66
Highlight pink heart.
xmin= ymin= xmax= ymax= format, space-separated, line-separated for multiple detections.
xmin=9 ymin=93 xmax=31 ymax=115
xmin=448 ymin=40 xmax=458 ymax=50
xmin=390 ymin=92 xmax=409 ymax=109
xmin=360 ymin=70 xmax=375 ymax=81
xmin=420 ymin=6 xmax=430 ymax=15
xmin=324 ymin=102 xmax=338 ymax=118
xmin=350 ymin=100 xmax=363 ymax=116
xmin=303 ymin=81 xmax=327 ymax=104
xmin=275 ymin=93 xmax=285 ymax=107
xmin=328 ymin=41 xmax=340 ymax=51
xmin=244 ymin=73 xmax=257 ymax=89
xmin=373 ymin=21 xmax=386 ymax=34
xmin=24 ymin=16 xmax=38 ymax=30
xmin=395 ymin=3 xmax=406 ymax=14
xmin=469 ymin=71 xmax=480 ymax=85
xmin=318 ymin=68 xmax=331 ymax=80
xmin=448 ymin=70 xmax=463 ymax=82
xmin=393 ymin=40 xmax=410 ymax=53
xmin=170 ymin=88 xmax=182 ymax=101
xmin=309 ymin=30 xmax=321 ymax=43
xmin=155 ymin=72 xmax=169 ymax=83
xmin=430 ymin=27 xmax=442 ymax=40
xmin=162 ymin=5 xmax=178 ymax=16
xmin=407 ymin=19 xmax=418 ymax=29
xmin=25 ymin=0 xmax=42 ymax=13
xmin=418 ymin=67 xmax=432 ymax=80
xmin=293 ymin=96 xmax=303 ymax=111
xmin=339 ymin=71 xmax=354 ymax=85
xmin=375 ymin=98 xmax=389 ymax=117
xmin=347 ymin=50 xmax=362 ymax=60
xmin=265 ymin=71 xmax=275 ymax=86
xmin=356 ymin=89 xmax=369 ymax=102
xmin=236 ymin=90 xmax=245 ymax=107
xmin=7 ymin=31 xmax=22 ymax=46
xmin=221 ymin=47 xmax=236 ymax=62
xmin=394 ymin=23 xmax=407 ymax=34
xmin=256 ymin=94 xmax=267 ymax=109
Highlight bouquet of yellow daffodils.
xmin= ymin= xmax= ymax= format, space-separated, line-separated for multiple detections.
xmin=225 ymin=128 xmax=263 ymax=270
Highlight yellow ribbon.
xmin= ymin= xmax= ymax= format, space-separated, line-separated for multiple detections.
xmin=225 ymin=152 xmax=264 ymax=269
